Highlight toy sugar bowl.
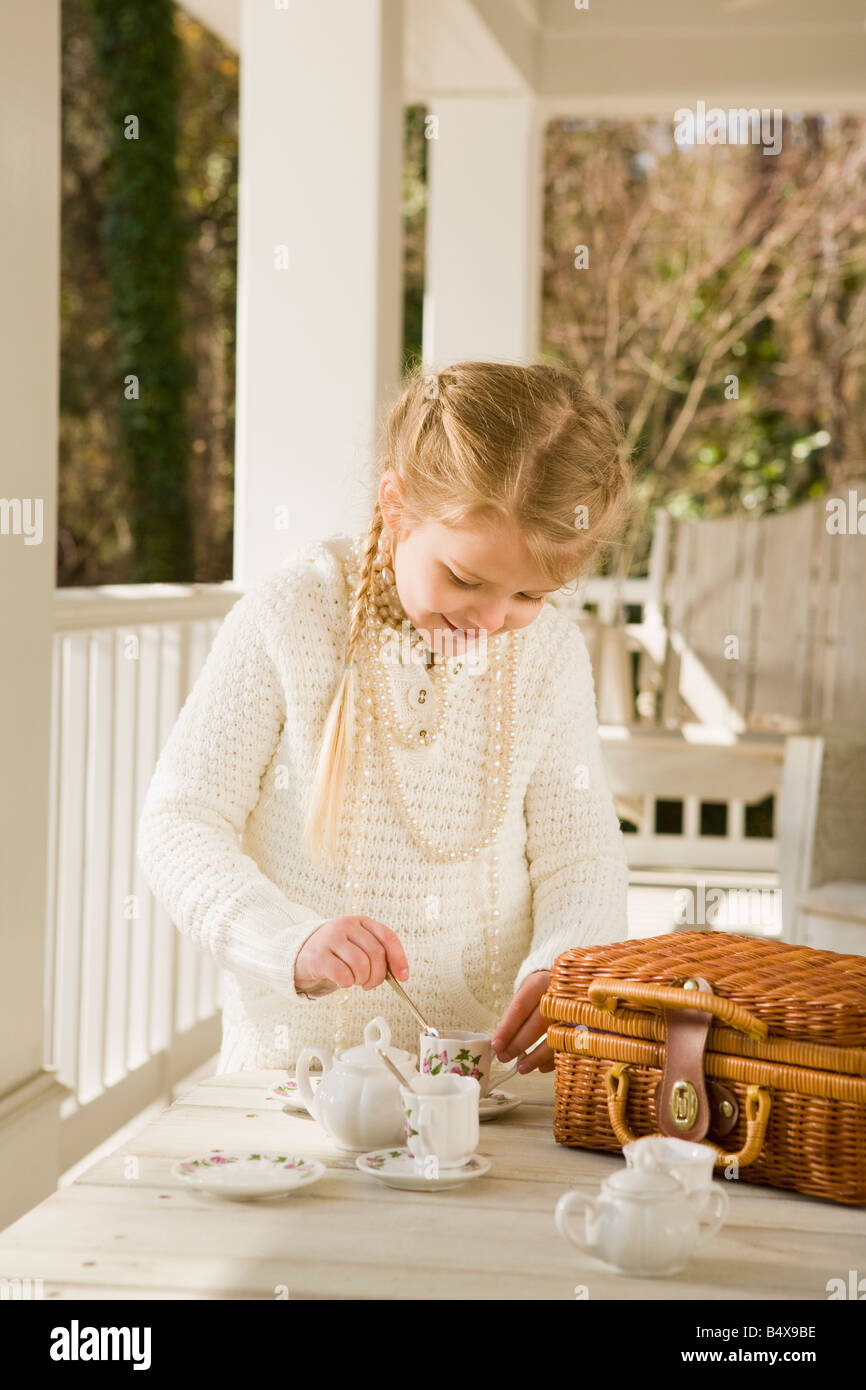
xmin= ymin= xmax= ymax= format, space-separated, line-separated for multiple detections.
xmin=555 ymin=1164 xmax=728 ymax=1278
xmin=295 ymin=1017 xmax=417 ymax=1152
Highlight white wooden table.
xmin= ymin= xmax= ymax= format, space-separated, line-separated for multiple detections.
xmin=1 ymin=1069 xmax=862 ymax=1300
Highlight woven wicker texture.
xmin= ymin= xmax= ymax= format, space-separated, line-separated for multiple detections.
xmin=542 ymin=931 xmax=866 ymax=1206
xmin=550 ymin=1049 xmax=866 ymax=1205
xmin=546 ymin=931 xmax=866 ymax=1047
xmin=541 ymin=999 xmax=866 ymax=1076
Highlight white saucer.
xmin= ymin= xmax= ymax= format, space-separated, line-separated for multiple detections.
xmin=355 ymin=1147 xmax=491 ymax=1191
xmin=270 ymin=1076 xmax=321 ymax=1114
xmin=479 ymin=1089 xmax=522 ymax=1120
xmin=171 ymin=1150 xmax=326 ymax=1200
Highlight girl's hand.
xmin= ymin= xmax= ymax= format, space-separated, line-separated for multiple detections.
xmin=491 ymin=970 xmax=555 ymax=1075
xmin=293 ymin=915 xmax=409 ymax=995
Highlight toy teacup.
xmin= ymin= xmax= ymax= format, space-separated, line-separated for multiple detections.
xmin=400 ymin=1074 xmax=480 ymax=1169
xmin=419 ymin=1029 xmax=520 ymax=1097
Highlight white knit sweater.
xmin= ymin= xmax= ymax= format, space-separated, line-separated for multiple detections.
xmin=136 ymin=533 xmax=628 ymax=1073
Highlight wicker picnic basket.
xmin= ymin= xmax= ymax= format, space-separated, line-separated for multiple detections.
xmin=540 ymin=931 xmax=866 ymax=1206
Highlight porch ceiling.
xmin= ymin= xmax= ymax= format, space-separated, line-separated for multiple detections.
xmin=179 ymin=0 xmax=866 ymax=113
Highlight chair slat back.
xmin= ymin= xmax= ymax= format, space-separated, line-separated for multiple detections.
xmin=661 ymin=483 xmax=866 ymax=732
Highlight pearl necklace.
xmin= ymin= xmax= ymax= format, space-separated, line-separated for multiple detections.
xmin=347 ymin=538 xmax=457 ymax=748
xmin=331 ymin=537 xmax=522 ymax=1052
xmin=365 ymin=615 xmax=520 ymax=859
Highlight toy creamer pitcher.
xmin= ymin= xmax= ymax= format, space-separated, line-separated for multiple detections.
xmin=296 ymin=1017 xmax=417 ymax=1151
xmin=555 ymin=1166 xmax=728 ymax=1277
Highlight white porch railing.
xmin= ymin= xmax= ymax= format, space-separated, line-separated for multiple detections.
xmin=48 ymin=584 xmax=243 ymax=1172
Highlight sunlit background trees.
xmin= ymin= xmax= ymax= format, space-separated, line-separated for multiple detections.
xmin=59 ymin=0 xmax=866 ymax=585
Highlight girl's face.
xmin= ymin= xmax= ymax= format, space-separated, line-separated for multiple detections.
xmin=384 ymin=511 xmax=558 ymax=646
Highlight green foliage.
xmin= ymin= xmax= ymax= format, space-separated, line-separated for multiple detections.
xmin=401 ymin=107 xmax=429 ymax=376
xmin=60 ymin=0 xmax=238 ymax=584
xmin=87 ymin=0 xmax=195 ymax=582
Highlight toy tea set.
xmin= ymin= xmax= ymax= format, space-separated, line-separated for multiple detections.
xmin=556 ymin=1134 xmax=729 ymax=1277
xmin=172 ymin=1012 xmax=521 ymax=1199
xmin=293 ymin=1014 xmax=523 ymax=1191
xmin=174 ymin=963 xmax=530 ymax=1202
xmin=172 ymin=966 xmax=735 ymax=1276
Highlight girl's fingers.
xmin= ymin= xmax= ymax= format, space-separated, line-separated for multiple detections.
xmin=516 ymin=1039 xmax=555 ymax=1074
xmin=347 ymin=926 xmax=388 ymax=989
xmin=357 ymin=916 xmax=410 ymax=980
xmin=330 ymin=939 xmax=374 ymax=988
xmin=320 ymin=950 xmax=356 ymax=991
xmin=497 ymin=1005 xmax=547 ymax=1062
xmin=491 ymin=996 xmax=534 ymax=1057
xmin=492 ymin=975 xmax=550 ymax=1058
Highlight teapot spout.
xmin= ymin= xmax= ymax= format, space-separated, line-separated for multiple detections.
xmin=296 ymin=1046 xmax=332 ymax=1119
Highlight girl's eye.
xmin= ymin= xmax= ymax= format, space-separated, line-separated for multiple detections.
xmin=446 ymin=568 xmax=544 ymax=602
xmin=446 ymin=570 xmax=479 ymax=589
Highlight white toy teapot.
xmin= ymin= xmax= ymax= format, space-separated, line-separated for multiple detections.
xmin=555 ymin=1165 xmax=728 ymax=1277
xmin=296 ymin=1017 xmax=417 ymax=1151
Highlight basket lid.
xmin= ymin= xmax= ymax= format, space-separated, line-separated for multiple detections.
xmin=546 ymin=931 xmax=866 ymax=1049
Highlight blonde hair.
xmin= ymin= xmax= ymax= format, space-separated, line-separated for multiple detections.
xmin=303 ymin=359 xmax=631 ymax=865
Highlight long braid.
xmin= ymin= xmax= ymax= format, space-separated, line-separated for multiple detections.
xmin=345 ymin=507 xmax=384 ymax=668
xmin=302 ymin=505 xmax=384 ymax=866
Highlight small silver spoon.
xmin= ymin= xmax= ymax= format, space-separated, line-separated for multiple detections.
xmin=376 ymin=1047 xmax=418 ymax=1093
xmin=385 ymin=968 xmax=439 ymax=1037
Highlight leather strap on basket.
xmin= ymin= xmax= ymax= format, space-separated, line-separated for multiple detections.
xmin=657 ymin=973 xmax=714 ymax=1141
xmin=605 ymin=1064 xmax=772 ymax=1170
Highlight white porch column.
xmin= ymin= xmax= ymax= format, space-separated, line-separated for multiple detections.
xmin=424 ymin=97 xmax=544 ymax=367
xmin=0 ymin=0 xmax=69 ymax=1228
xmin=234 ymin=0 xmax=405 ymax=584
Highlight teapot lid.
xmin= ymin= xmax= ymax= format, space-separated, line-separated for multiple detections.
xmin=604 ymin=1167 xmax=682 ymax=1198
xmin=338 ymin=1016 xmax=415 ymax=1070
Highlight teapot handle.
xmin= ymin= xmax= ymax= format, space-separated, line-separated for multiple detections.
xmin=689 ymin=1185 xmax=729 ymax=1242
xmin=364 ymin=1016 xmax=392 ymax=1051
xmin=555 ymin=1190 xmax=598 ymax=1257
xmin=296 ymin=1046 xmax=332 ymax=1119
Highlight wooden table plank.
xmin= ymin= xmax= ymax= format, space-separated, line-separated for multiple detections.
xmin=1 ymin=1182 xmax=861 ymax=1301
xmin=69 ymin=1124 xmax=865 ymax=1235
xmin=1 ymin=1068 xmax=863 ymax=1301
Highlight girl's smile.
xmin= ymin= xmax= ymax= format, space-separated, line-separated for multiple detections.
xmin=441 ymin=614 xmax=480 ymax=637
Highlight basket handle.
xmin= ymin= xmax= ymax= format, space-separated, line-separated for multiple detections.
xmin=604 ymin=1063 xmax=772 ymax=1169
xmin=588 ymin=978 xmax=768 ymax=1041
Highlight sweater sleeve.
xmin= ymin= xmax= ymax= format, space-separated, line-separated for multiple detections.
xmin=135 ymin=582 xmax=328 ymax=1001
xmin=515 ymin=622 xmax=629 ymax=993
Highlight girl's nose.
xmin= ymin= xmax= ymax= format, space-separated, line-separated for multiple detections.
xmin=464 ymin=601 xmax=507 ymax=633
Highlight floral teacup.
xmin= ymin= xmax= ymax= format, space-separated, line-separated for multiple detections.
xmin=419 ymin=1029 xmax=519 ymax=1098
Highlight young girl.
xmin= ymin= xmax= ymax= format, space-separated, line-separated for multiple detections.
xmin=136 ymin=361 xmax=631 ymax=1078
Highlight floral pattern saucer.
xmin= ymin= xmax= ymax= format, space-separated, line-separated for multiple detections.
xmin=355 ymin=1148 xmax=491 ymax=1191
xmin=270 ymin=1076 xmax=322 ymax=1115
xmin=478 ymin=1089 xmax=522 ymax=1121
xmin=171 ymin=1150 xmax=326 ymax=1200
